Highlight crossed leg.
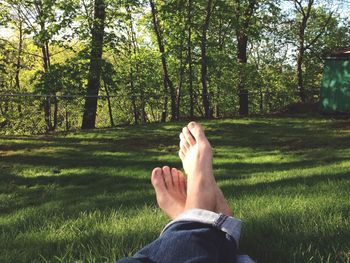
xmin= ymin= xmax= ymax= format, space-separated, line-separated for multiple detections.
xmin=151 ymin=121 xmax=232 ymax=219
xmin=117 ymin=122 xmax=244 ymax=263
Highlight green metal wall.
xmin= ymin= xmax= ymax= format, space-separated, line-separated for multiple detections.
xmin=320 ymin=59 xmax=350 ymax=113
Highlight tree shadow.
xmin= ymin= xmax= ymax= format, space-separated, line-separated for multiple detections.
xmin=1 ymin=116 xmax=349 ymax=262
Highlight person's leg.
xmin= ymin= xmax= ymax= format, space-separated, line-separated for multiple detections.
xmin=179 ymin=122 xmax=233 ymax=216
xmin=118 ymin=167 xmax=238 ymax=263
xmin=118 ymin=122 xmax=247 ymax=263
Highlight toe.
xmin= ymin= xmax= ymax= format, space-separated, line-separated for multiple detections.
xmin=178 ymin=170 xmax=187 ymax=196
xmin=162 ymin=166 xmax=173 ymax=190
xmin=171 ymin=168 xmax=179 ymax=188
xmin=182 ymin=127 xmax=196 ymax=146
xmin=187 ymin=121 xmax=205 ymax=141
xmin=179 ymin=139 xmax=188 ymax=153
xmin=151 ymin=167 xmax=166 ymax=192
xmin=179 ymin=133 xmax=190 ymax=150
xmin=179 ymin=150 xmax=185 ymax=160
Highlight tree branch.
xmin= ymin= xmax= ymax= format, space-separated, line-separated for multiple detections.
xmin=305 ymin=11 xmax=334 ymax=50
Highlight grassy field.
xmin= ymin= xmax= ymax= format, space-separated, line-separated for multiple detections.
xmin=0 ymin=116 xmax=349 ymax=263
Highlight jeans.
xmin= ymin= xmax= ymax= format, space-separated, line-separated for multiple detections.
xmin=118 ymin=209 xmax=255 ymax=263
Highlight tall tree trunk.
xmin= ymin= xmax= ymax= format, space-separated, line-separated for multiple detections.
xmin=15 ymin=21 xmax=23 ymax=114
xmin=35 ymin=0 xmax=53 ymax=132
xmin=200 ymin=0 xmax=213 ymax=118
xmin=149 ymin=0 xmax=176 ymax=122
xmin=237 ymin=34 xmax=249 ymax=116
xmin=127 ymin=5 xmax=146 ymax=124
xmin=297 ymin=47 xmax=305 ymax=102
xmin=295 ymin=0 xmax=312 ymax=103
xmin=82 ymin=0 xmax=105 ymax=129
xmin=129 ymin=62 xmax=138 ymax=124
xmin=132 ymin=34 xmax=146 ymax=124
xmin=176 ymin=48 xmax=185 ymax=120
xmin=53 ymin=96 xmax=58 ymax=130
xmin=234 ymin=0 xmax=257 ymax=116
xmin=187 ymin=0 xmax=194 ymax=118
xmin=41 ymin=43 xmax=52 ymax=132
xmin=215 ymin=17 xmax=225 ymax=118
xmin=45 ymin=43 xmax=58 ymax=130
xmin=103 ymin=81 xmax=114 ymax=127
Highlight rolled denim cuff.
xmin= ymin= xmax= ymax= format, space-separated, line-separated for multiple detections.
xmin=161 ymin=208 xmax=242 ymax=247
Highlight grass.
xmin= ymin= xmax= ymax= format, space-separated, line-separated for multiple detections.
xmin=0 ymin=116 xmax=349 ymax=263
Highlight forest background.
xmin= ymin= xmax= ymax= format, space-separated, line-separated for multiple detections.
xmin=0 ymin=0 xmax=350 ymax=134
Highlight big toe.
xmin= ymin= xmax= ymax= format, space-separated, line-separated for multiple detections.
xmin=187 ymin=121 xmax=205 ymax=141
xmin=151 ymin=167 xmax=166 ymax=193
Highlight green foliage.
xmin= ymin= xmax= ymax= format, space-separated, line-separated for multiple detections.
xmin=32 ymin=59 xmax=88 ymax=96
xmin=0 ymin=0 xmax=350 ymax=133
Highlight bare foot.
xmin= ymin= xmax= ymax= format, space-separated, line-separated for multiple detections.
xmin=151 ymin=165 xmax=232 ymax=218
xmin=178 ymin=122 xmax=217 ymax=211
xmin=151 ymin=121 xmax=232 ymax=219
xmin=151 ymin=166 xmax=187 ymax=219
xmin=179 ymin=122 xmax=233 ymax=216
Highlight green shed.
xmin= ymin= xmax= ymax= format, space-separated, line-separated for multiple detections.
xmin=320 ymin=48 xmax=350 ymax=113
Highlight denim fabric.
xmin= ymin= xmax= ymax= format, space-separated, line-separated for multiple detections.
xmin=161 ymin=209 xmax=242 ymax=246
xmin=117 ymin=209 xmax=255 ymax=263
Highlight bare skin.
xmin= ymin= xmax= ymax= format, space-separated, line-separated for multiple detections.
xmin=151 ymin=166 xmax=187 ymax=219
xmin=151 ymin=122 xmax=232 ymax=219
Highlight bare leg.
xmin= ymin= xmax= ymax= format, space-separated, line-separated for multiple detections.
xmin=151 ymin=122 xmax=232 ymax=219
xmin=179 ymin=122 xmax=232 ymax=216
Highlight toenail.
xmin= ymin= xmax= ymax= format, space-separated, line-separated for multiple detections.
xmin=188 ymin=122 xmax=195 ymax=128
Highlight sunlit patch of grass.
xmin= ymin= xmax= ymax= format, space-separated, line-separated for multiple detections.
xmin=0 ymin=116 xmax=349 ymax=262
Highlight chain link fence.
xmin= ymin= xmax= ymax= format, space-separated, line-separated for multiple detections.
xmin=0 ymin=90 xmax=317 ymax=135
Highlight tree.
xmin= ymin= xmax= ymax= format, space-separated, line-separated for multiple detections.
xmin=2 ymin=0 xmax=77 ymax=131
xmin=81 ymin=0 xmax=106 ymax=129
xmin=200 ymin=0 xmax=215 ymax=118
xmin=233 ymin=0 xmax=259 ymax=116
xmin=187 ymin=0 xmax=194 ymax=118
xmin=149 ymin=0 xmax=176 ymax=122
xmin=288 ymin=0 xmax=334 ymax=102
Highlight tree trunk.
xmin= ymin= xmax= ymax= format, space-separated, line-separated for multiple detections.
xmin=15 ymin=21 xmax=23 ymax=114
xmin=36 ymin=0 xmax=53 ymax=132
xmin=82 ymin=0 xmax=105 ymax=129
xmin=127 ymin=5 xmax=146 ymax=124
xmin=53 ymin=96 xmax=58 ymax=130
xmin=233 ymin=0 xmax=257 ymax=116
xmin=43 ymin=97 xmax=51 ymax=132
xmin=15 ymin=22 xmax=22 ymax=92
xmin=43 ymin=43 xmax=58 ymax=131
xmin=41 ymin=43 xmax=52 ymax=132
xmin=187 ymin=0 xmax=194 ymax=118
xmin=176 ymin=50 xmax=185 ymax=120
xmin=297 ymin=47 xmax=305 ymax=102
xmin=296 ymin=4 xmax=309 ymax=103
xmin=293 ymin=0 xmax=324 ymax=103
xmin=200 ymin=0 xmax=213 ymax=118
xmin=45 ymin=42 xmax=58 ymax=130
xmin=215 ymin=17 xmax=225 ymax=118
xmin=149 ymin=0 xmax=176 ymax=121
xmin=237 ymin=34 xmax=249 ymax=116
xmin=129 ymin=66 xmax=138 ymax=124
xmin=103 ymin=81 xmax=115 ymax=127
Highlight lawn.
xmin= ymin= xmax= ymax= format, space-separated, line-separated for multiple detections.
xmin=0 ymin=116 xmax=349 ymax=263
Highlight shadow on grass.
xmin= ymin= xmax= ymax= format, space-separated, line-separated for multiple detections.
xmin=207 ymin=119 xmax=350 ymax=152
xmin=220 ymin=170 xmax=350 ymax=199
xmin=0 ymin=170 xmax=157 ymax=217
xmin=0 ymin=117 xmax=349 ymax=262
xmin=241 ymin=208 xmax=350 ymax=263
